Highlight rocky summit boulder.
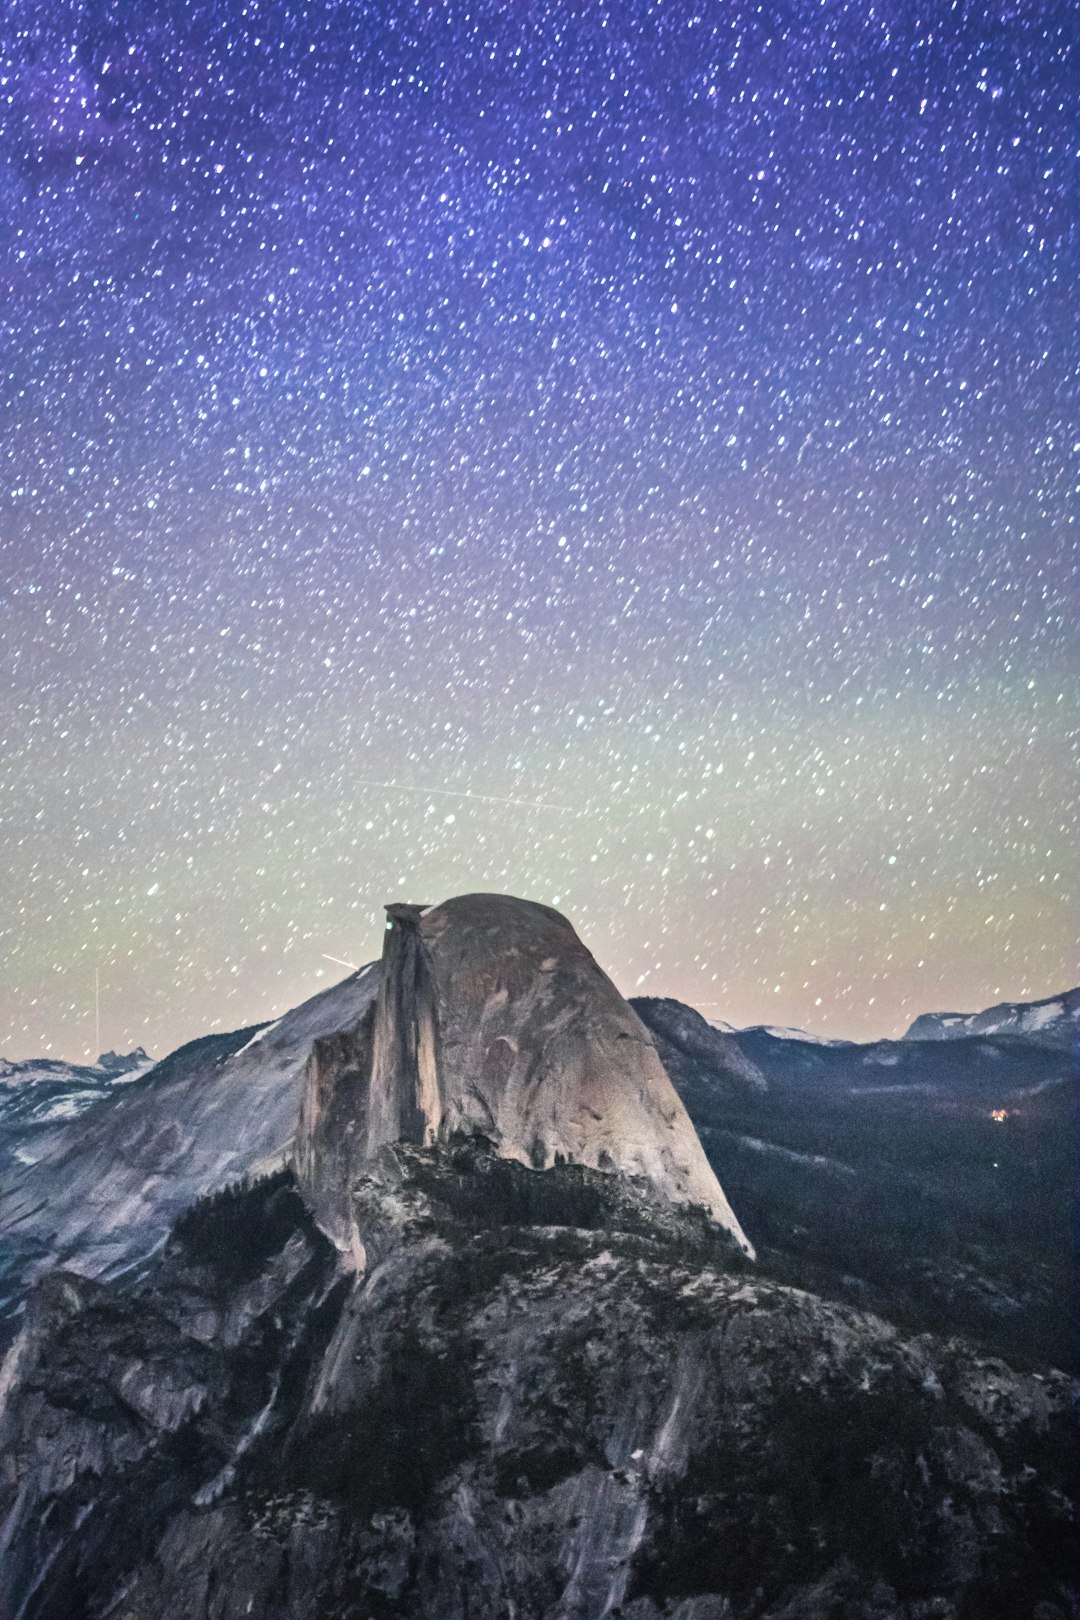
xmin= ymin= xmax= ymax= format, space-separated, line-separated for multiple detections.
xmin=296 ymin=893 xmax=753 ymax=1257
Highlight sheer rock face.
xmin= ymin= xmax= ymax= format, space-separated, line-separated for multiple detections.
xmin=296 ymin=893 xmax=753 ymax=1257
xmin=293 ymin=1013 xmax=375 ymax=1266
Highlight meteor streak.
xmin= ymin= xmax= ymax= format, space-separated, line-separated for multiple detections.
xmin=352 ymin=779 xmax=576 ymax=813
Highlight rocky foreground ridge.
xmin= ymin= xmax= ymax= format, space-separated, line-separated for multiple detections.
xmin=0 ymin=897 xmax=1075 ymax=1619
xmin=2 ymin=1144 xmax=1074 ymax=1620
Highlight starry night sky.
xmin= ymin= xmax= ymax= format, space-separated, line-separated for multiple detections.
xmin=2 ymin=0 xmax=1074 ymax=1060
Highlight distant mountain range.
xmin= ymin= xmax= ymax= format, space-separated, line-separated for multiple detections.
xmin=3 ymin=980 xmax=1072 ymax=1148
xmin=903 ymin=986 xmax=1079 ymax=1047
xmin=633 ymin=990 xmax=1077 ymax=1370
xmin=706 ymin=985 xmax=1080 ymax=1050
xmin=0 ymin=1047 xmax=152 ymax=1132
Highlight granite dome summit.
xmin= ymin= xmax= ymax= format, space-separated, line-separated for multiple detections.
xmin=296 ymin=892 xmax=754 ymax=1258
xmin=1 ymin=893 xmax=755 ymax=1335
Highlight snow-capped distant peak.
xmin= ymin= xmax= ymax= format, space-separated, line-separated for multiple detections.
xmin=903 ymin=987 xmax=1079 ymax=1048
xmin=705 ymin=1018 xmax=851 ymax=1046
xmin=756 ymin=1025 xmax=853 ymax=1047
xmin=759 ymin=1025 xmax=826 ymax=1045
xmin=0 ymin=1050 xmax=156 ymax=1129
xmin=0 ymin=1049 xmax=150 ymax=1085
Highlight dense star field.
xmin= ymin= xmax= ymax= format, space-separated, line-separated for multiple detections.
xmin=1 ymin=0 xmax=1074 ymax=1059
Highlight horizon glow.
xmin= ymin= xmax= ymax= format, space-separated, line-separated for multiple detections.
xmin=1 ymin=0 xmax=1074 ymax=1060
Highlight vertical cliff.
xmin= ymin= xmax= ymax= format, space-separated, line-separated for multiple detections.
xmin=367 ymin=903 xmax=443 ymax=1153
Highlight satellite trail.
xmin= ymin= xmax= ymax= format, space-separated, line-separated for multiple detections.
xmin=352 ymin=779 xmax=576 ymax=814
